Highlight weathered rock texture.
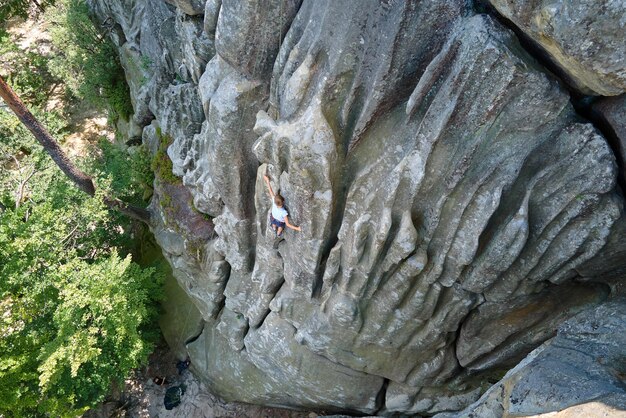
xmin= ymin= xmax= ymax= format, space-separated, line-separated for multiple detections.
xmin=592 ymin=94 xmax=626 ymax=184
xmin=89 ymin=0 xmax=626 ymax=415
xmin=487 ymin=0 xmax=626 ymax=96
xmin=436 ymin=299 xmax=626 ymax=417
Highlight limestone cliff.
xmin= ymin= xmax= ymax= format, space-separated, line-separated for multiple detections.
xmin=88 ymin=0 xmax=626 ymax=415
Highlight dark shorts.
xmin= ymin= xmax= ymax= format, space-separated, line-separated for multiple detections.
xmin=270 ymin=215 xmax=286 ymax=229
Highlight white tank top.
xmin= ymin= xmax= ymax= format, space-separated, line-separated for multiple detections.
xmin=271 ymin=202 xmax=288 ymax=222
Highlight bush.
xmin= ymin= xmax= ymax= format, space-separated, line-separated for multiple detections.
xmin=90 ymin=139 xmax=154 ymax=206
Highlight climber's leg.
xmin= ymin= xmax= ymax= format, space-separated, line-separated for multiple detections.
xmin=273 ymin=230 xmax=285 ymax=249
xmin=270 ymin=215 xmax=278 ymax=235
xmin=272 ymin=221 xmax=286 ymax=249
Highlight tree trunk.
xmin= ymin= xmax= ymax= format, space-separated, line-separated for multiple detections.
xmin=0 ymin=75 xmax=152 ymax=225
xmin=103 ymin=197 xmax=152 ymax=224
xmin=31 ymin=0 xmax=46 ymax=13
xmin=0 ymin=75 xmax=96 ymax=196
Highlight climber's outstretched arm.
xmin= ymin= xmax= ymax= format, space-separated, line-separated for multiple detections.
xmin=263 ymin=174 xmax=275 ymax=198
xmin=284 ymin=215 xmax=301 ymax=231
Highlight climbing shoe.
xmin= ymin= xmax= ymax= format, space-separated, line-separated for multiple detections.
xmin=273 ymin=235 xmax=284 ymax=249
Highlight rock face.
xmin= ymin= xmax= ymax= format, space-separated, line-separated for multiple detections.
xmin=89 ymin=0 xmax=626 ymax=415
xmin=437 ymin=299 xmax=626 ymax=417
xmin=592 ymin=94 xmax=626 ymax=184
xmin=487 ymin=0 xmax=626 ymax=96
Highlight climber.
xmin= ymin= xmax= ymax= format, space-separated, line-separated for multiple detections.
xmin=263 ymin=174 xmax=301 ymax=248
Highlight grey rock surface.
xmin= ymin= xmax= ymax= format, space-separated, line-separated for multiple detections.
xmin=593 ymin=94 xmax=626 ymax=183
xmin=436 ymin=299 xmax=626 ymax=418
xmin=90 ymin=0 xmax=626 ymax=414
xmin=487 ymin=0 xmax=626 ymax=96
xmin=159 ymin=268 xmax=205 ymax=360
xmin=215 ymin=0 xmax=301 ymax=79
xmin=164 ymin=0 xmax=205 ymax=16
xmin=188 ymin=314 xmax=384 ymax=413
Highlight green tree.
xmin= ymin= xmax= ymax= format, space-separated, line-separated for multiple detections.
xmin=1 ymin=3 xmax=162 ymax=414
xmin=46 ymin=0 xmax=133 ymax=122
xmin=0 ymin=0 xmax=55 ymax=22
xmin=38 ymin=254 xmax=162 ymax=416
xmin=0 ymin=30 xmax=59 ymax=106
xmin=0 ymin=128 xmax=162 ymax=417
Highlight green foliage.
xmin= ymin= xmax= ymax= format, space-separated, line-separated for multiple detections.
xmin=0 ymin=0 xmax=56 ymax=22
xmin=1 ymin=0 xmax=134 ymax=123
xmin=90 ymin=139 xmax=154 ymax=207
xmin=45 ymin=0 xmax=133 ymax=122
xmin=0 ymin=30 xmax=60 ymax=106
xmin=0 ymin=78 xmax=158 ymax=418
xmin=140 ymin=54 xmax=153 ymax=71
xmin=0 ymin=156 xmax=163 ymax=417
xmin=37 ymin=254 xmax=161 ymax=416
xmin=0 ymin=107 xmax=67 ymax=211
xmin=151 ymin=129 xmax=180 ymax=184
xmin=0 ymin=104 xmax=65 ymax=151
xmin=0 ymin=5 xmax=162 ymax=415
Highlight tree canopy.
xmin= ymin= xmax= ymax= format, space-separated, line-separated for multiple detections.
xmin=0 ymin=1 xmax=163 ymax=416
xmin=0 ymin=111 xmax=163 ymax=415
xmin=0 ymin=0 xmax=56 ymax=24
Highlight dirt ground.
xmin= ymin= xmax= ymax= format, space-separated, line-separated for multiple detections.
xmin=84 ymin=342 xmax=323 ymax=418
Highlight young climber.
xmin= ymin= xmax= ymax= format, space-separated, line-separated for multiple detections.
xmin=263 ymin=174 xmax=301 ymax=248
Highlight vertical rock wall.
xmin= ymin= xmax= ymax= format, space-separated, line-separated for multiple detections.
xmin=89 ymin=0 xmax=626 ymax=414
